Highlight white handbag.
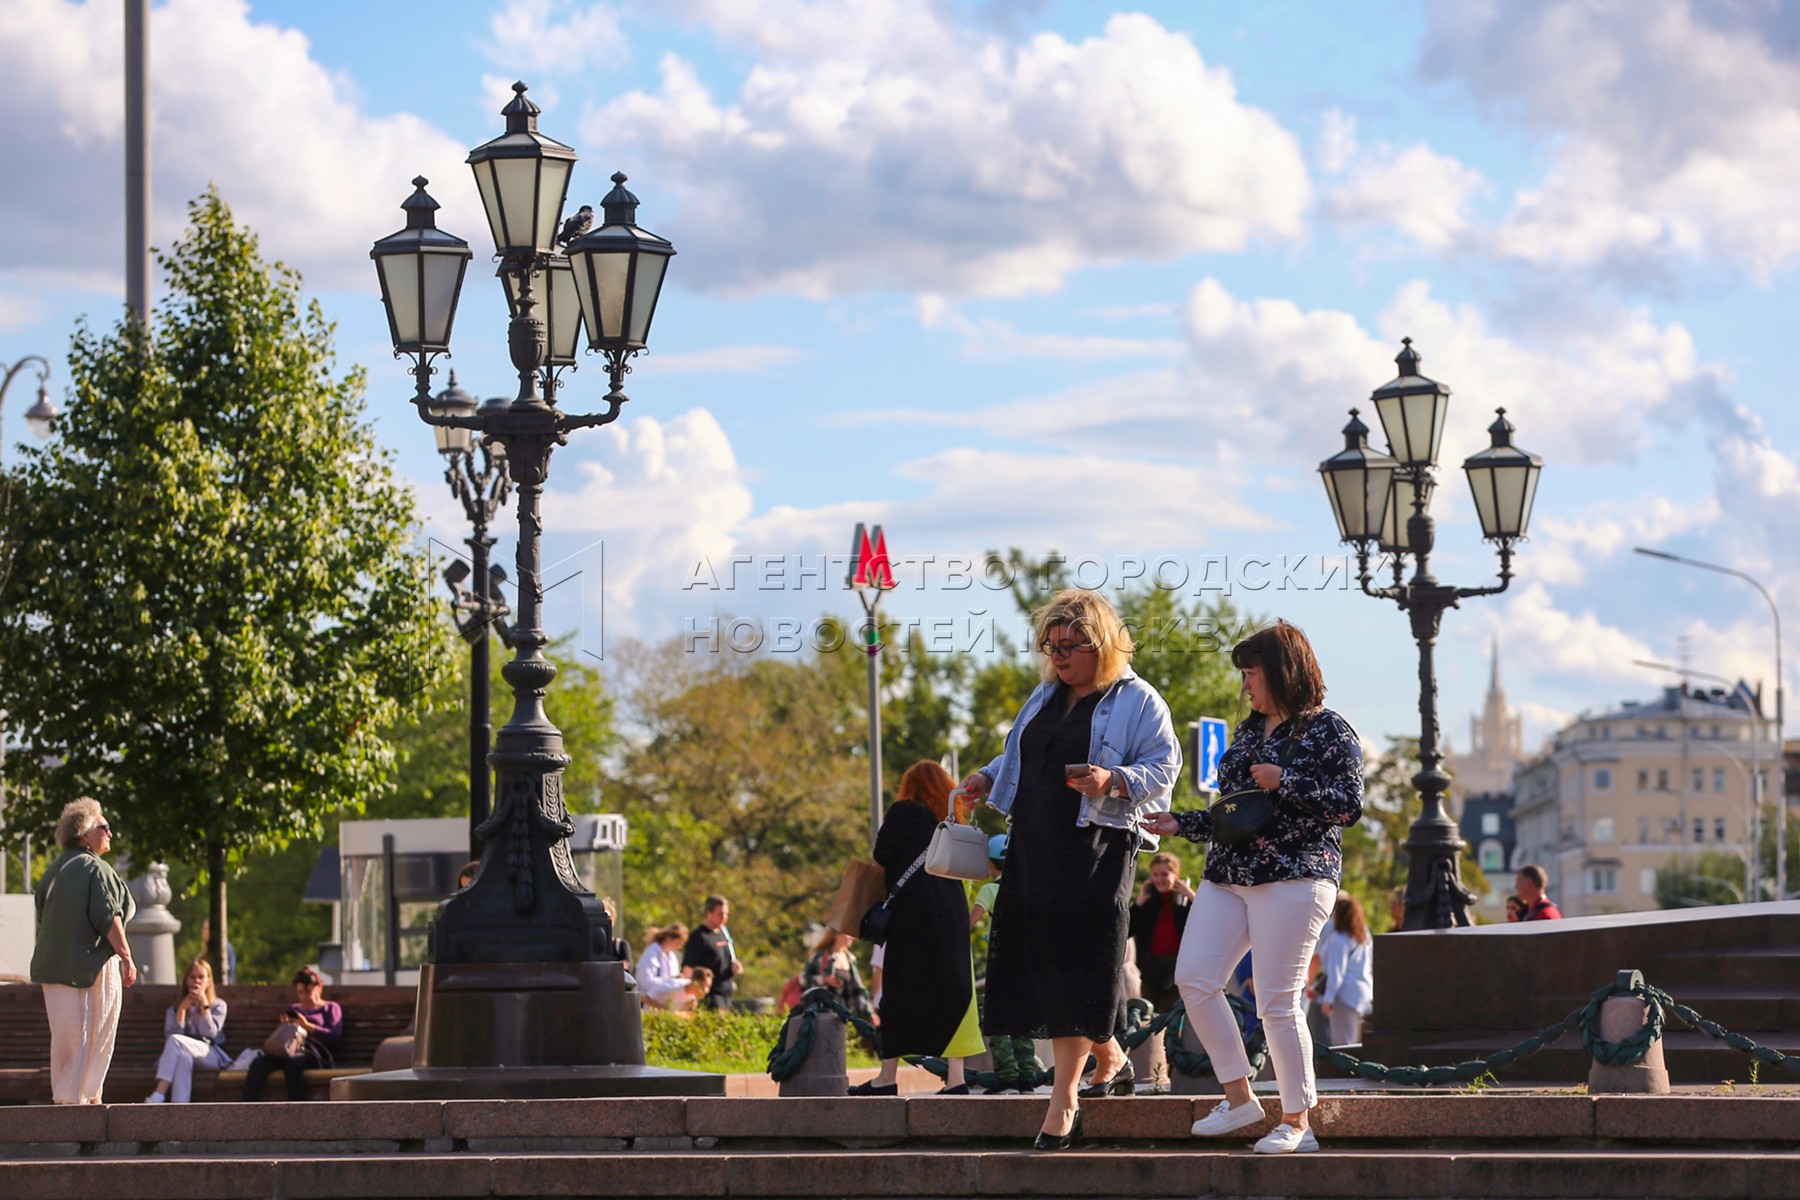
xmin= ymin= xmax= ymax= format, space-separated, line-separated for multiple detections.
xmin=925 ymin=817 xmax=990 ymax=881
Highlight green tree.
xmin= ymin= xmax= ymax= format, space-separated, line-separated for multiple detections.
xmin=0 ymin=190 xmax=449 ymax=981
xmin=606 ymin=629 xmax=868 ymax=993
xmin=166 ymin=632 xmax=617 ymax=982
xmin=1656 ymin=849 xmax=1753 ymax=908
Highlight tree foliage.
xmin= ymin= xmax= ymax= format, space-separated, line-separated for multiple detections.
xmin=0 ymin=189 xmax=448 ymax=873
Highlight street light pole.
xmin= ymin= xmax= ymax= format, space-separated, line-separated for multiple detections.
xmin=0 ymin=356 xmax=61 ymax=894
xmin=358 ymin=83 xmax=701 ymax=1099
xmin=1319 ymin=340 xmax=1543 ymax=930
xmin=429 ymin=372 xmax=514 ymax=861
xmin=1634 ymin=547 xmax=1787 ymax=899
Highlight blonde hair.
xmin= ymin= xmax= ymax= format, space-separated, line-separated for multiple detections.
xmin=55 ymin=798 xmax=104 ymax=851
xmin=1034 ymin=589 xmax=1134 ymax=688
xmin=183 ymin=957 xmax=218 ymax=1006
xmin=647 ymin=922 xmax=688 ymax=949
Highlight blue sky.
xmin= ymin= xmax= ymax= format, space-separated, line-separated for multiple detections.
xmin=5 ymin=0 xmax=1800 ymax=759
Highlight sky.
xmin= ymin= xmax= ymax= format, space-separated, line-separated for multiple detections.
xmin=4 ymin=0 xmax=1800 ymax=759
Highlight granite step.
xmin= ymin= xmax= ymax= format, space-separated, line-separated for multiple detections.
xmin=1645 ymin=947 xmax=1800 ymax=989
xmin=4 ymin=1146 xmax=1800 ymax=1200
xmin=4 ymin=1094 xmax=1800 ymax=1158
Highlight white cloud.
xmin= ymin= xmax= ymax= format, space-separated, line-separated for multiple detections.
xmin=581 ymin=3 xmax=1311 ymax=298
xmin=1315 ymin=109 xmax=1359 ymax=173
xmin=484 ymin=0 xmax=626 ymax=75
xmin=1323 ymin=143 xmax=1486 ymax=252
xmin=1422 ymin=0 xmax=1800 ymax=279
xmin=1492 ymin=582 xmax=1655 ymax=686
xmin=916 ymin=303 xmax=1182 ymax=361
xmin=537 ymin=408 xmax=755 ymax=629
xmin=0 ymin=0 xmax=473 ymax=293
xmin=634 ymin=344 xmax=810 ymax=375
xmin=1528 ymin=494 xmax=1721 ymax=587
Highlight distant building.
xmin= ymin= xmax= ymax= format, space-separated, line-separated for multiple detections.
xmin=1454 ymin=638 xmax=1525 ymax=799
xmin=1509 ymin=682 xmax=1775 ymax=917
xmin=1448 ymin=641 xmax=1524 ymax=917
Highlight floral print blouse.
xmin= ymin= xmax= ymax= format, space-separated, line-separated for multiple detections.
xmin=1173 ymin=706 xmax=1363 ymax=886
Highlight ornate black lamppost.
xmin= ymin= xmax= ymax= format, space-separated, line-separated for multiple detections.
xmin=353 ymin=82 xmax=701 ymax=1098
xmin=429 ymin=371 xmax=515 ymax=861
xmin=1319 ymin=339 xmax=1543 ymax=929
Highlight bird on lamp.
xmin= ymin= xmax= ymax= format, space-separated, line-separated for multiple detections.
xmin=555 ymin=205 xmax=594 ymax=249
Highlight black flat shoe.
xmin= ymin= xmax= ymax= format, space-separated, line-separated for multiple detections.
xmin=1078 ymin=1060 xmax=1134 ymax=1098
xmin=937 ymin=1083 xmax=973 ymax=1095
xmin=847 ymin=1080 xmax=898 ymax=1096
xmin=1033 ymin=1109 xmax=1083 ymax=1151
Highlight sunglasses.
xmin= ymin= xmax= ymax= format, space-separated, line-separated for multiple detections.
xmin=1039 ymin=639 xmax=1096 ymax=659
xmin=95 ymin=824 xmax=112 ymax=835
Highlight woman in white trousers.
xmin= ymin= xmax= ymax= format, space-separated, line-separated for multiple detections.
xmin=31 ymin=798 xmax=138 ymax=1104
xmin=1142 ymin=622 xmax=1363 ymax=1155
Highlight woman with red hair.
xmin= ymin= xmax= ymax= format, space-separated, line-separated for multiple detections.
xmin=848 ymin=761 xmax=985 ymax=1095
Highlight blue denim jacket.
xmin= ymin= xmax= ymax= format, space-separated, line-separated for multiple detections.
xmin=979 ymin=669 xmax=1182 ymax=850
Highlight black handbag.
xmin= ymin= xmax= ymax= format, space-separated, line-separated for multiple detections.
xmin=859 ymin=851 xmax=926 ymax=945
xmin=1208 ymin=788 xmax=1277 ymax=845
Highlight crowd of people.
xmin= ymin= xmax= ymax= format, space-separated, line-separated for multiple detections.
xmin=27 ymin=586 xmax=1561 ymax=1151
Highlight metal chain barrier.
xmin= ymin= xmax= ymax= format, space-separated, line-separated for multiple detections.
xmin=776 ymin=971 xmax=1800 ymax=1088
xmin=767 ymin=987 xmax=882 ymax=1083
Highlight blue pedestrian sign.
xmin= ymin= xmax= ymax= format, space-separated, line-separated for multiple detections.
xmin=1193 ymin=717 xmax=1228 ymax=792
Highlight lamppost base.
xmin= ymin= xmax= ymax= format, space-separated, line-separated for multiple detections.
xmin=334 ymin=960 xmax=725 ymax=1099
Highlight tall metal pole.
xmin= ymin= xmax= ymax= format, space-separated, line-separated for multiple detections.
xmin=468 ymin=533 xmax=493 ymax=860
xmin=1635 ymin=548 xmax=1787 ymax=899
xmin=124 ymin=0 xmax=151 ymax=327
xmin=864 ymin=597 xmax=884 ymax=848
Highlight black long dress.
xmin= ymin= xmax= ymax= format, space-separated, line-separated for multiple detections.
xmin=872 ymin=799 xmax=975 ymax=1058
xmin=984 ymin=685 xmax=1134 ymax=1042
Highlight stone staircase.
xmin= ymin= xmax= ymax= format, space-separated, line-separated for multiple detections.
xmin=4 ymin=1092 xmax=1799 ymax=1198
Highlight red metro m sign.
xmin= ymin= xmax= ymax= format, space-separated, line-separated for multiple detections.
xmin=846 ymin=522 xmax=896 ymax=592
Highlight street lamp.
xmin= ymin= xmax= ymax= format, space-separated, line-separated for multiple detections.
xmin=1 ymin=356 xmax=61 ymax=441
xmin=1633 ymin=547 xmax=1787 ymax=900
xmin=357 ymin=82 xmax=701 ymax=1099
xmin=0 ymin=354 xmax=60 ymax=894
xmin=1318 ymin=338 xmax=1543 ymax=929
xmin=432 ymin=371 xmax=515 ymax=861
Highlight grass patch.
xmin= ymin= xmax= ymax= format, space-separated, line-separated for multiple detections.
xmin=642 ymin=1009 xmax=881 ymax=1074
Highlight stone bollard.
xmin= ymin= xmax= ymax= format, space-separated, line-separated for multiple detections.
xmin=778 ymin=1008 xmax=849 ymax=1097
xmin=1169 ymin=1018 xmax=1225 ymax=1096
xmin=1128 ymin=1023 xmax=1168 ymax=1092
xmin=125 ymin=863 xmax=181 ymax=985
xmin=1587 ymin=969 xmax=1670 ymax=1095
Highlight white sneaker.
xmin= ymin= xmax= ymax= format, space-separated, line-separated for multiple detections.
xmin=1190 ymin=1099 xmax=1264 ymax=1137
xmin=143 ymin=1092 xmax=166 ymax=1104
xmin=1253 ymin=1123 xmax=1319 ymax=1154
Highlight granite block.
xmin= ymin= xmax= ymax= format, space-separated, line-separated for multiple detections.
xmin=978 ymin=1149 xmax=1215 ymax=1196
xmin=1219 ymin=1150 xmax=1454 ymax=1198
xmin=1310 ymin=1094 xmax=1595 ymax=1140
xmin=444 ymin=1096 xmax=686 ymax=1140
xmin=275 ymin=1154 xmax=492 ymax=1198
xmin=1595 ymin=1096 xmax=1800 ymax=1143
xmin=1 ymin=1157 xmax=275 ymax=1200
xmin=688 ymin=1096 xmax=908 ymax=1139
xmin=0 ymin=1105 xmax=106 ymax=1144
xmin=491 ymin=1152 xmax=728 ymax=1196
xmin=1452 ymin=1152 xmax=1753 ymax=1198
xmin=726 ymin=1150 xmax=978 ymax=1196
xmin=108 ymin=1098 xmax=445 ymax=1143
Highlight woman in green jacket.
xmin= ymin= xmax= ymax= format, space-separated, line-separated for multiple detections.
xmin=31 ymin=798 xmax=137 ymax=1104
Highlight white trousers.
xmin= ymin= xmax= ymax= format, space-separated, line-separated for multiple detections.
xmin=42 ymin=958 xmax=122 ymax=1105
xmin=1173 ymin=878 xmax=1335 ymax=1114
xmin=156 ymin=1033 xmax=230 ymax=1103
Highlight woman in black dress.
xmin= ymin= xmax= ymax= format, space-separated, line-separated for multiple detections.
xmin=849 ymin=761 xmax=984 ymax=1095
xmin=960 ymin=589 xmax=1181 ymax=1148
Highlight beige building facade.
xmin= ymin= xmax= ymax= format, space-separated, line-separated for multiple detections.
xmin=1510 ymin=683 xmax=1775 ymax=917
